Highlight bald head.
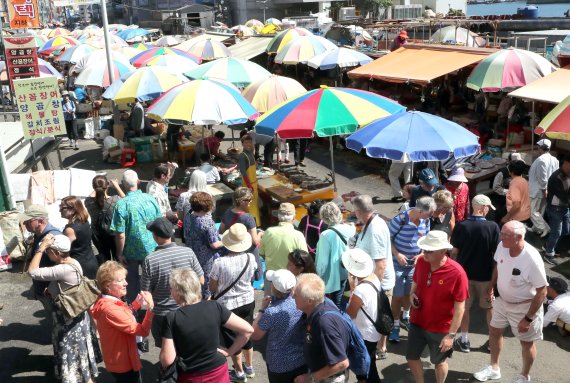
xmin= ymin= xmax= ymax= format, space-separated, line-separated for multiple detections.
xmin=503 ymin=220 xmax=526 ymax=238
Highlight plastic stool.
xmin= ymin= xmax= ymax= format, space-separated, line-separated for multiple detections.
xmin=120 ymin=148 xmax=136 ymax=168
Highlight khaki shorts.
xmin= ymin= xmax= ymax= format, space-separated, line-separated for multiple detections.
xmin=466 ymin=280 xmax=492 ymax=310
xmin=490 ymin=297 xmax=543 ymax=342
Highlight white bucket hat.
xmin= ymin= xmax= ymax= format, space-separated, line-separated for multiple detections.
xmin=221 ymin=223 xmax=252 ymax=253
xmin=341 ymin=248 xmax=373 ymax=278
xmin=266 ymin=269 xmax=297 ymax=293
xmin=417 ymin=230 xmax=453 ymax=251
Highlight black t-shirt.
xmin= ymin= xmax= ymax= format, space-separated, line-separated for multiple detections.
xmin=409 ymin=184 xmax=445 ymax=207
xmin=163 ymin=300 xmax=231 ymax=373
xmin=450 ymin=217 xmax=500 ymax=281
xmin=297 ymin=215 xmax=328 ymax=256
xmin=304 ymin=300 xmax=349 ymax=372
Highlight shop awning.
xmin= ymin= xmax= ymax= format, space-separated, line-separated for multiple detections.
xmin=229 ymin=37 xmax=271 ymax=60
xmin=509 ymin=66 xmax=570 ymax=104
xmin=348 ymin=44 xmax=496 ymax=85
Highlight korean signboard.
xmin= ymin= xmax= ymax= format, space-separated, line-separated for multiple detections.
xmin=53 ymin=0 xmax=99 ymax=6
xmin=13 ymin=77 xmax=65 ymax=139
xmin=7 ymin=0 xmax=40 ymax=29
xmin=4 ymin=36 xmax=40 ymax=90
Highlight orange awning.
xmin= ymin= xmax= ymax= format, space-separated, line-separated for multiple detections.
xmin=348 ymin=44 xmax=496 ymax=85
xmin=509 ymin=65 xmax=570 ymax=104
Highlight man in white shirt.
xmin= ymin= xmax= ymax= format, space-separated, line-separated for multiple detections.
xmin=473 ymin=221 xmax=547 ymax=383
xmin=146 ymin=163 xmax=178 ymax=221
xmin=198 ymin=153 xmax=221 ymax=184
xmin=528 ymin=139 xmax=559 ymax=237
xmin=543 ymin=276 xmax=570 ymax=336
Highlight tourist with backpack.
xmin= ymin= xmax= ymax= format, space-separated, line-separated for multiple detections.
xmin=343 ymin=249 xmax=384 ymax=383
xmin=294 ymin=273 xmax=370 ymax=383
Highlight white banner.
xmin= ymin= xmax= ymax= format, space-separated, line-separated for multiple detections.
xmin=53 ymin=0 xmax=100 ymax=6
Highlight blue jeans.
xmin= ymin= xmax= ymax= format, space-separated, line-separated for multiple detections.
xmin=545 ymin=205 xmax=570 ymax=256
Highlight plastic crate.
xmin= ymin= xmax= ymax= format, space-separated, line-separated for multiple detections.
xmin=130 ymin=136 xmax=156 ymax=163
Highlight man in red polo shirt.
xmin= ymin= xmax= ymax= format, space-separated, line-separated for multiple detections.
xmin=407 ymin=230 xmax=469 ymax=383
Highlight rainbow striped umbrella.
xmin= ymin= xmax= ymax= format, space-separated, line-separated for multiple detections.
xmin=184 ymin=39 xmax=231 ymax=61
xmin=85 ymin=35 xmax=128 ymax=49
xmin=266 ymin=18 xmax=282 ymax=26
xmin=38 ymin=58 xmax=62 ymax=78
xmin=153 ymin=36 xmax=180 ymax=47
xmin=274 ymin=35 xmax=337 ymax=65
xmin=467 ymin=48 xmax=555 ymax=92
xmin=38 ymin=36 xmax=80 ymax=55
xmin=242 ymin=75 xmax=306 ymax=113
xmin=245 ymin=19 xmax=264 ymax=32
xmin=307 ymin=47 xmax=372 ymax=70
xmin=535 ymin=95 xmax=570 ymax=140
xmin=255 ymin=86 xmax=404 ymax=139
xmin=231 ymin=25 xmax=255 ymax=37
xmin=75 ymin=59 xmax=135 ymax=88
xmin=72 ymin=50 xmax=131 ymax=74
xmin=113 ymin=66 xmax=186 ymax=103
xmin=143 ymin=54 xmax=199 ymax=74
xmin=48 ymin=27 xmax=71 ymax=38
xmin=130 ymin=47 xmax=200 ymax=67
xmin=183 ymin=57 xmax=270 ymax=88
xmin=114 ymin=46 xmax=144 ymax=59
xmin=33 ymin=34 xmax=48 ymax=47
xmin=147 ymin=79 xmax=259 ymax=125
xmin=131 ymin=42 xmax=152 ymax=51
xmin=56 ymin=44 xmax=100 ymax=64
xmin=266 ymin=27 xmax=313 ymax=54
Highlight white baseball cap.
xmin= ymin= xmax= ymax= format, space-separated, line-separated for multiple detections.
xmin=537 ymin=138 xmax=551 ymax=148
xmin=266 ymin=269 xmax=297 ymax=293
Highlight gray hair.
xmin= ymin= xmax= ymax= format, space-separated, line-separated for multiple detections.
xmin=432 ymin=190 xmax=453 ymax=209
xmin=122 ymin=169 xmax=138 ymax=189
xmin=188 ymin=170 xmax=207 ymax=193
xmin=319 ymin=202 xmax=342 ymax=226
xmin=507 ymin=220 xmax=526 ymax=237
xmin=415 ymin=196 xmax=437 ymax=213
xmin=169 ymin=268 xmax=202 ymax=305
xmin=352 ymin=195 xmax=374 ymax=214
xmin=278 ymin=212 xmax=295 ymax=222
xmin=295 ymin=273 xmax=325 ymax=304
xmin=233 ymin=187 xmax=253 ymax=206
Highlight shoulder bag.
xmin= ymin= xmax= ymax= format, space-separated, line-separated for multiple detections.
xmin=212 ymin=254 xmax=250 ymax=300
xmin=53 ymin=262 xmax=100 ymax=320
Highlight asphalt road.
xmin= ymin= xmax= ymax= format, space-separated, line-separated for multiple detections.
xmin=1 ymin=130 xmax=569 ymax=383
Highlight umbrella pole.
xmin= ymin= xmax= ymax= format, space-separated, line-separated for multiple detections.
xmin=531 ymin=101 xmax=535 ymax=158
xmin=329 ymin=136 xmax=337 ymax=192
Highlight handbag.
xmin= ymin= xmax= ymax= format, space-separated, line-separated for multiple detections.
xmin=212 ymin=254 xmax=250 ymax=300
xmin=53 ymin=262 xmax=100 ymax=320
xmin=158 ymin=361 xmax=177 ymax=383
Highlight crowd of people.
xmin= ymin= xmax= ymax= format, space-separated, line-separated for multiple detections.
xmin=15 ymin=142 xmax=570 ymax=383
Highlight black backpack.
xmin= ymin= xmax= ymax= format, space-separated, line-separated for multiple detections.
xmin=359 ymin=280 xmax=394 ymax=336
xmin=95 ymin=198 xmax=115 ymax=237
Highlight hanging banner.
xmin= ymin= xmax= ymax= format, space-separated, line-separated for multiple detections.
xmin=53 ymin=0 xmax=100 ymax=6
xmin=7 ymin=0 xmax=41 ymax=29
xmin=13 ymin=77 xmax=66 ymax=139
xmin=4 ymin=35 xmax=40 ymax=91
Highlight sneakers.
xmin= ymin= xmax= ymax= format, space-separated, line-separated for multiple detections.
xmin=543 ymin=255 xmax=558 ymax=266
xmin=454 ymin=337 xmax=471 ymax=353
xmin=514 ymin=375 xmax=530 ymax=383
xmin=229 ymin=370 xmax=247 ymax=382
xmin=375 ymin=349 xmax=387 ymax=360
xmin=242 ymin=364 xmax=255 ymax=378
xmin=473 ymin=366 xmax=501 ymax=382
xmin=388 ymin=326 xmax=400 ymax=343
xmin=400 ymin=317 xmax=410 ymax=331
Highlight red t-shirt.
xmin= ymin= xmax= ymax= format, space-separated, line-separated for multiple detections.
xmin=410 ymin=256 xmax=469 ymax=333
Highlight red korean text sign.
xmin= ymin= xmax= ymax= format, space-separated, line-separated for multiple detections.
xmin=14 ymin=77 xmax=66 ymax=139
xmin=4 ymin=36 xmax=40 ymax=91
xmin=7 ymin=0 xmax=40 ymax=29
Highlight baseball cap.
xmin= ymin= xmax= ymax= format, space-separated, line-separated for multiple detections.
xmin=266 ymin=269 xmax=297 ymax=293
xmin=19 ymin=204 xmax=49 ymax=222
xmin=146 ymin=217 xmax=175 ymax=238
xmin=278 ymin=203 xmax=296 ymax=216
xmin=419 ymin=168 xmax=438 ymax=186
xmin=537 ymin=138 xmax=551 ymax=149
xmin=49 ymin=235 xmax=71 ymax=252
xmin=547 ymin=276 xmax=568 ymax=294
xmin=472 ymin=194 xmax=496 ymax=210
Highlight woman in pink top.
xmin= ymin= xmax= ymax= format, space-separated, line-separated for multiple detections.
xmin=502 ymin=160 xmax=531 ymax=225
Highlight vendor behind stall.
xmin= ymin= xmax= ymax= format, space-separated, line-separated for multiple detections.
xmin=391 ymin=30 xmax=408 ymax=51
xmin=239 ymin=134 xmax=261 ymax=226
xmin=195 ymin=131 xmax=226 ymax=160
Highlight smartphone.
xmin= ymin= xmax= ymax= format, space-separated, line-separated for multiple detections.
xmin=413 ymin=296 xmax=421 ymax=308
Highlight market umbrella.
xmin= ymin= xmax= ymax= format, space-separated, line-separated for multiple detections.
xmin=242 ymin=75 xmax=306 ymax=113
xmin=147 ymin=79 xmax=259 ymax=125
xmin=535 ymin=94 xmax=570 ymax=140
xmin=75 ymin=59 xmax=135 ymax=87
xmin=266 ymin=18 xmax=282 ymax=26
xmin=131 ymin=42 xmax=152 ymax=51
xmin=142 ymin=54 xmax=199 ymax=74
xmin=102 ymin=70 xmax=137 ymax=99
xmin=130 ymin=47 xmax=200 ymax=67
xmin=56 ymin=44 xmax=100 ymax=64
xmin=32 ymin=34 xmax=48 ymax=47
xmin=183 ymin=57 xmax=271 ymax=88
xmin=153 ymin=36 xmax=180 ymax=47
xmin=108 ymin=24 xmax=128 ymax=33
xmin=260 ymin=24 xmax=280 ymax=35
xmin=38 ymin=58 xmax=63 ymax=78
xmin=346 ymin=111 xmax=480 ymax=162
xmin=431 ymin=26 xmax=486 ymax=47
xmin=85 ymin=34 xmax=128 ymax=49
xmin=274 ymin=35 xmax=337 ymax=65
xmin=48 ymin=27 xmax=71 ymax=38
xmin=114 ymin=46 xmax=144 ymax=59
xmin=113 ymin=66 xmax=186 ymax=103
xmin=466 ymin=48 xmax=555 ymax=92
xmin=117 ymin=28 xmax=150 ymax=42
xmin=245 ymin=19 xmax=264 ymax=33
xmin=266 ymin=27 xmax=313 ymax=54
xmin=231 ymin=25 xmax=255 ymax=37
xmin=40 ymin=28 xmax=53 ymax=36
xmin=72 ymin=50 xmax=131 ymax=74
xmin=38 ymin=36 xmax=80 ymax=55
xmin=183 ymin=39 xmax=231 ymax=61
xmin=307 ymin=47 xmax=372 ymax=70
xmin=255 ymin=86 xmax=405 ymax=189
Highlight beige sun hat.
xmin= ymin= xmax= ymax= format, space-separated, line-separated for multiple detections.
xmin=417 ymin=230 xmax=453 ymax=251
xmin=221 ymin=223 xmax=252 ymax=253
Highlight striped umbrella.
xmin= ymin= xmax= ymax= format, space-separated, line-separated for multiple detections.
xmin=242 ymin=75 xmax=306 ymax=113
xmin=142 ymin=54 xmax=199 ymax=74
xmin=75 ymin=59 xmax=135 ymax=88
xmin=40 ymin=28 xmax=53 ymax=36
xmin=131 ymin=42 xmax=152 ymax=51
xmin=56 ymin=44 xmax=100 ymax=64
xmin=38 ymin=58 xmax=62 ymax=78
xmin=130 ymin=47 xmax=200 ymax=67
xmin=184 ymin=39 xmax=231 ymax=61
xmin=535 ymin=95 xmax=570 ymax=140
xmin=147 ymin=79 xmax=259 ymax=125
xmin=117 ymin=28 xmax=150 ymax=42
xmin=245 ymin=19 xmax=264 ymax=33
xmin=274 ymin=35 xmax=337 ymax=65
xmin=38 ymin=36 xmax=80 ymax=55
xmin=32 ymin=34 xmax=48 ymax=47
xmin=113 ymin=66 xmax=186 ymax=103
xmin=307 ymin=47 xmax=372 ymax=70
xmin=260 ymin=24 xmax=281 ymax=35
xmin=266 ymin=18 xmax=282 ymax=26
xmin=231 ymin=25 xmax=255 ymax=37
xmin=72 ymin=50 xmax=131 ymax=74
xmin=114 ymin=46 xmax=144 ymax=59
xmin=183 ymin=57 xmax=270 ymax=88
xmin=466 ymin=48 xmax=555 ymax=92
xmin=153 ymin=36 xmax=181 ymax=47
xmin=48 ymin=27 xmax=71 ymax=38
xmin=431 ymin=26 xmax=486 ymax=47
xmin=85 ymin=34 xmax=128 ymax=49
xmin=108 ymin=24 xmax=128 ymax=33
xmin=266 ymin=27 xmax=313 ymax=54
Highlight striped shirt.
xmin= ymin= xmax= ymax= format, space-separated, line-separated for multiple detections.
xmin=210 ymin=252 xmax=257 ymax=310
xmin=141 ymin=243 xmax=204 ymax=315
xmin=388 ymin=209 xmax=430 ymax=259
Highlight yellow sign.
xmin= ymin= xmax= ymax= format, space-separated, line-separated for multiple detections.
xmin=7 ymin=0 xmax=41 ymax=29
xmin=14 ymin=77 xmax=66 ymax=139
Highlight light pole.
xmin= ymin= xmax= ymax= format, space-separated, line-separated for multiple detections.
xmin=255 ymin=0 xmax=269 ymax=22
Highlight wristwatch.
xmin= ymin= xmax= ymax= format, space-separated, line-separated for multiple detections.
xmin=524 ymin=315 xmax=534 ymax=323
xmin=447 ymin=332 xmax=456 ymax=338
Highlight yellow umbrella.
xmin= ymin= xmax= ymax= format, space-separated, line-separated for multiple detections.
xmin=260 ymin=24 xmax=280 ymax=35
xmin=113 ymin=66 xmax=186 ymax=104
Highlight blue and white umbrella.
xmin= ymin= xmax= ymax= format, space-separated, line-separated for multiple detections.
xmin=117 ymin=28 xmax=150 ymax=42
xmin=307 ymin=47 xmax=373 ymax=70
xmin=346 ymin=111 xmax=480 ymax=162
